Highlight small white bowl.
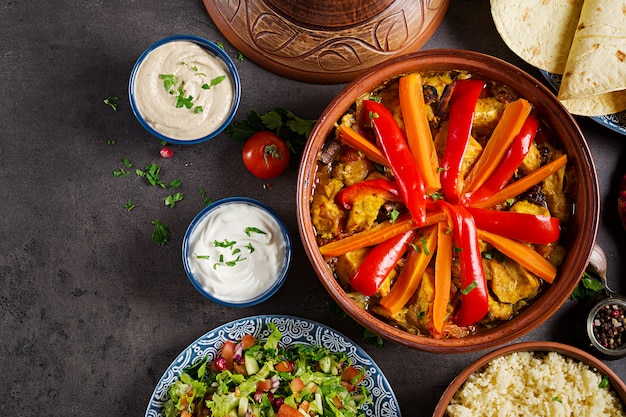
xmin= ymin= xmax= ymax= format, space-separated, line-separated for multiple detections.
xmin=129 ymin=34 xmax=241 ymax=145
xmin=182 ymin=197 xmax=292 ymax=307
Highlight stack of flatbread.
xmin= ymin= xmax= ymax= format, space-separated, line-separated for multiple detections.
xmin=491 ymin=0 xmax=626 ymax=116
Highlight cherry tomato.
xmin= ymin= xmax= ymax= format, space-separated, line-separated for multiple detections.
xmin=242 ymin=131 xmax=290 ymax=179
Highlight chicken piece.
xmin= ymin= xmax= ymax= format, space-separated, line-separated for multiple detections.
xmin=509 ymin=200 xmax=550 ymax=217
xmin=311 ymin=178 xmax=346 ymax=239
xmin=332 ymin=151 xmax=373 ymax=187
xmin=518 ymin=143 xmax=541 ymax=175
xmin=484 ymin=258 xmax=540 ymax=304
xmin=542 ymin=162 xmax=569 ymax=222
xmin=487 ymin=293 xmax=514 ymax=321
xmin=335 ymin=248 xmax=370 ymax=287
xmin=346 ymin=194 xmax=386 ymax=233
xmin=406 ymin=269 xmax=436 ymax=333
xmin=472 ymin=97 xmax=506 ymax=137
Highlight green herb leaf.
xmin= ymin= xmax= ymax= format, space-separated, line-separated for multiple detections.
xmin=199 ymin=186 xmax=213 ymax=206
xmin=224 ymin=107 xmax=317 ymax=159
xmin=245 ymin=227 xmax=266 ymax=236
xmin=195 ymin=254 xmax=211 ymax=260
xmin=151 ymin=220 xmax=170 ymax=246
xmin=136 ymin=163 xmax=166 ymax=188
xmin=599 ymin=375 xmax=610 ymax=389
xmin=103 ymin=96 xmax=119 ymax=111
xmin=164 ymin=192 xmax=184 ymax=208
xmin=570 ymin=272 xmax=605 ymax=300
xmin=169 ymin=179 xmax=182 ymax=188
xmin=123 ymin=158 xmax=132 ymax=168
xmin=245 ymin=243 xmax=255 ymax=253
xmin=237 ymin=52 xmax=244 ymax=61
xmin=124 ymin=199 xmax=135 ymax=211
xmin=159 ymin=74 xmax=178 ymax=93
xmin=461 ymin=281 xmax=478 ymax=295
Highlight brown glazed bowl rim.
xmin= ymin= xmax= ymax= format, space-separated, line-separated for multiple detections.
xmin=431 ymin=341 xmax=626 ymax=416
xmin=296 ymin=49 xmax=600 ymax=353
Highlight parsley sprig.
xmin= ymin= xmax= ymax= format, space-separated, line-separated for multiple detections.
xmin=224 ymin=107 xmax=317 ymax=158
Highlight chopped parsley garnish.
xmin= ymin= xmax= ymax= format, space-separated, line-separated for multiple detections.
xmin=199 ymin=187 xmax=213 ymax=206
xmin=461 ymin=281 xmax=478 ymax=295
xmin=599 ymin=375 xmax=610 ymax=389
xmin=151 ymin=220 xmax=170 ymax=246
xmin=124 ymin=199 xmax=135 ymax=211
xmin=244 ymin=226 xmax=266 ymax=236
xmin=164 ymin=192 xmax=184 ymax=208
xmin=225 ymin=107 xmax=317 ymax=158
xmin=103 ymin=96 xmax=119 ymax=111
xmin=570 ymin=272 xmax=605 ymax=300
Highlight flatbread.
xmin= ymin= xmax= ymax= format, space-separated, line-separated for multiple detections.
xmin=557 ymin=0 xmax=626 ymax=116
xmin=490 ymin=0 xmax=584 ymax=74
xmin=491 ymin=0 xmax=626 ymax=116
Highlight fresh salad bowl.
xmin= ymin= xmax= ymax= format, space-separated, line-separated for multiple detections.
xmin=296 ymin=49 xmax=600 ymax=353
xmin=145 ymin=315 xmax=401 ymax=417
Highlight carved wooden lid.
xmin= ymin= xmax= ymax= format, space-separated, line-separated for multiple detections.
xmin=203 ymin=0 xmax=450 ymax=84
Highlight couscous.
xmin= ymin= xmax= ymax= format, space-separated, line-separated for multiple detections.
xmin=446 ymin=351 xmax=625 ymax=417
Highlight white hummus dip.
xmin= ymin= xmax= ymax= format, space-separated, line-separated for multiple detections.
xmin=133 ymin=40 xmax=235 ymax=140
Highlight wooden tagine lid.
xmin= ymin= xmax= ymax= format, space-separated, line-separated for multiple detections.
xmin=203 ymin=0 xmax=450 ymax=84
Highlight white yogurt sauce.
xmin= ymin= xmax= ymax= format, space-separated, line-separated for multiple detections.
xmin=133 ymin=40 xmax=234 ymax=140
xmin=186 ymin=202 xmax=288 ymax=303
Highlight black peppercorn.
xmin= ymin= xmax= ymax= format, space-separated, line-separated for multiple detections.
xmin=592 ymin=304 xmax=626 ymax=350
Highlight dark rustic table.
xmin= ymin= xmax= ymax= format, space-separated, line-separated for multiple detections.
xmin=2 ymin=1 xmax=626 ymax=416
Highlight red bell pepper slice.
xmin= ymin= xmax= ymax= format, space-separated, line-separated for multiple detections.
xmin=440 ymin=79 xmax=486 ymax=203
xmin=467 ymin=207 xmax=560 ymax=244
xmin=438 ymin=201 xmax=489 ymax=327
xmin=335 ymin=178 xmax=401 ymax=210
xmin=465 ymin=115 xmax=539 ymax=205
xmin=363 ymin=100 xmax=427 ymax=225
xmin=349 ymin=229 xmax=416 ymax=296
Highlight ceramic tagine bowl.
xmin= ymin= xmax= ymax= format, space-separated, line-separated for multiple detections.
xmin=203 ymin=0 xmax=450 ymax=83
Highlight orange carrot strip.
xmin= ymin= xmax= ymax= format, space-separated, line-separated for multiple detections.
xmin=399 ymin=73 xmax=441 ymax=194
xmin=463 ymin=99 xmax=532 ymax=193
xmin=337 ymin=124 xmax=388 ymax=166
xmin=319 ymin=212 xmax=446 ymax=257
xmin=477 ymin=229 xmax=557 ymax=283
xmin=379 ymin=224 xmax=438 ymax=315
xmin=433 ymin=220 xmax=453 ymax=333
xmin=469 ymin=155 xmax=567 ymax=209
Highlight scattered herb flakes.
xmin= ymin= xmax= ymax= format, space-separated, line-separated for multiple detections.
xmin=151 ymin=220 xmax=170 ymax=246
xmin=136 ymin=163 xmax=166 ymax=188
xmin=195 ymin=254 xmax=211 ymax=260
xmin=245 ymin=243 xmax=255 ymax=253
xmin=201 ymin=75 xmax=226 ymax=90
xmin=244 ymin=226 xmax=266 ymax=237
xmin=169 ymin=179 xmax=182 ymax=188
xmin=164 ymin=192 xmax=184 ymax=208
xmin=113 ymin=168 xmax=130 ymax=178
xmin=104 ymin=96 xmax=119 ymax=111
xmin=224 ymin=107 xmax=317 ymax=158
xmin=123 ymin=158 xmax=132 ymax=168
xmin=461 ymin=281 xmax=478 ymax=295
xmin=216 ymin=42 xmax=225 ymax=50
xmin=599 ymin=375 xmax=610 ymax=389
xmin=199 ymin=187 xmax=213 ymax=206
xmin=124 ymin=200 xmax=135 ymax=211
xmin=107 ymin=139 xmax=116 ymax=145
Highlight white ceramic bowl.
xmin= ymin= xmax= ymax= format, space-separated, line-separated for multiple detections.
xmin=129 ymin=34 xmax=241 ymax=145
xmin=182 ymin=197 xmax=291 ymax=307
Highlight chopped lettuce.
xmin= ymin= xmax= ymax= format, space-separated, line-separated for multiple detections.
xmin=162 ymin=326 xmax=371 ymax=417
